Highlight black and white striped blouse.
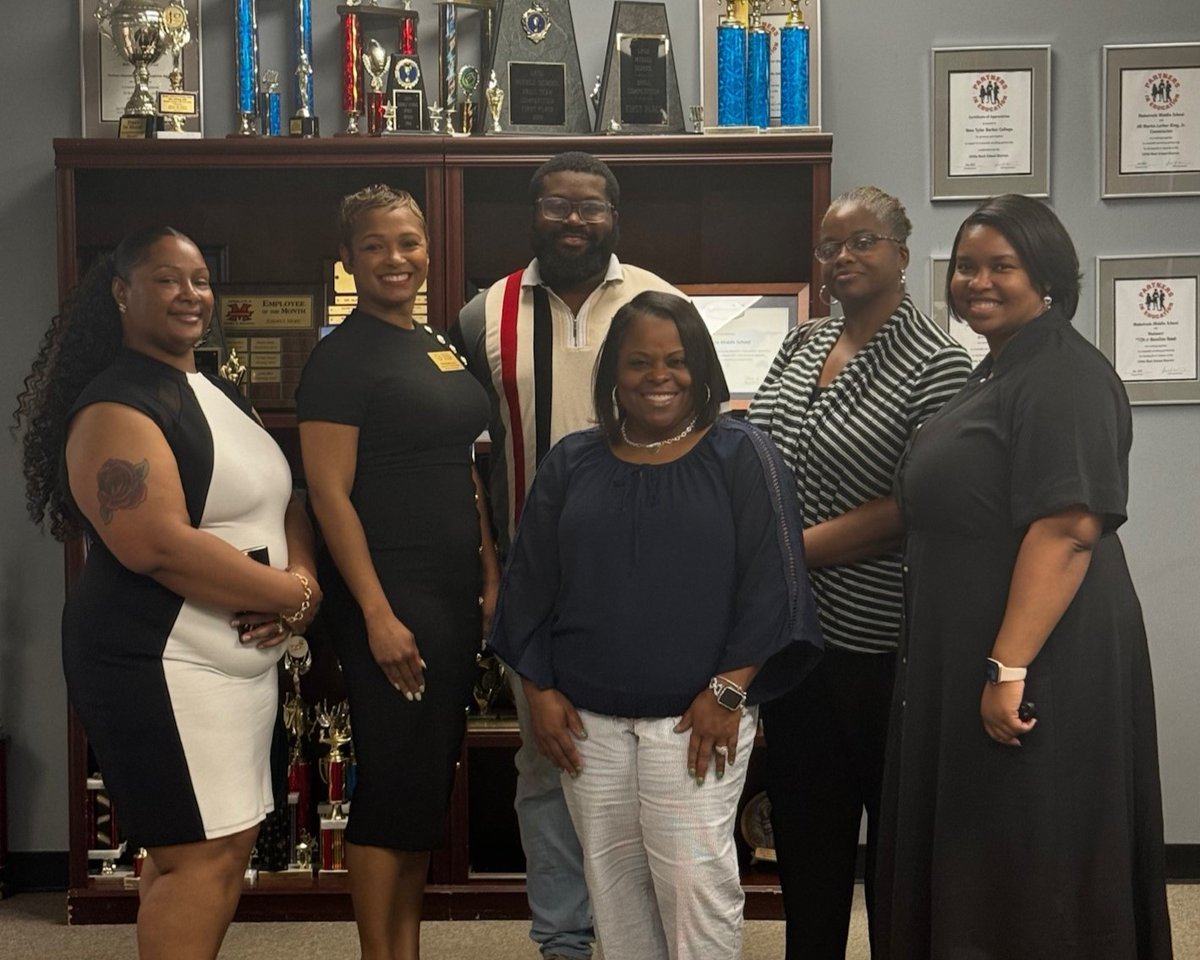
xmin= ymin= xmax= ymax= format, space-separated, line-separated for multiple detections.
xmin=748 ymin=296 xmax=972 ymax=653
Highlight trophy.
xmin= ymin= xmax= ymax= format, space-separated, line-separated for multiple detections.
xmin=317 ymin=700 xmax=352 ymax=873
xmin=95 ymin=0 xmax=169 ymax=138
xmin=362 ymin=39 xmax=391 ymax=136
xmin=428 ymin=102 xmax=445 ymax=134
xmin=290 ymin=0 xmax=319 ymax=136
xmin=592 ymin=2 xmax=685 ymax=135
xmin=747 ymin=0 xmax=770 ymax=128
xmin=434 ymin=1 xmax=496 ymax=136
xmin=219 ymin=347 xmax=248 ymax=389
xmin=282 ymin=635 xmax=314 ymax=870
xmin=261 ymin=69 xmax=282 ymax=136
xmin=233 ymin=0 xmax=261 ymax=135
xmin=337 ymin=2 xmax=365 ymax=135
xmin=779 ymin=0 xmax=811 ymax=126
xmin=156 ymin=3 xmax=200 ymax=136
xmin=486 ymin=70 xmax=504 ymax=133
xmin=715 ymin=0 xmax=748 ymax=127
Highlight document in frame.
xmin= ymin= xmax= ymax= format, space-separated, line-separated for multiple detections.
xmin=948 ymin=69 xmax=1033 ymax=177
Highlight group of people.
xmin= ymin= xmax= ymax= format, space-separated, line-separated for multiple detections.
xmin=15 ymin=150 xmax=1172 ymax=960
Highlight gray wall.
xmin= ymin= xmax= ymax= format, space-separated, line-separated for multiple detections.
xmin=1 ymin=0 xmax=1195 ymax=856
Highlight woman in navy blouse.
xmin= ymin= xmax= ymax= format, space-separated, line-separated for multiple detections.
xmin=489 ymin=291 xmax=823 ymax=960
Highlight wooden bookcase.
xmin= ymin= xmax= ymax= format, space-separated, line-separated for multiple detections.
xmin=53 ymin=133 xmax=832 ymax=923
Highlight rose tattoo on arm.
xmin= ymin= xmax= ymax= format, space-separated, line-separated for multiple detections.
xmin=97 ymin=458 xmax=150 ymax=524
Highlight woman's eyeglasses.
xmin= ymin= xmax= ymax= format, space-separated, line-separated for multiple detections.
xmin=814 ymin=233 xmax=902 ymax=263
xmin=536 ymin=197 xmax=614 ymax=223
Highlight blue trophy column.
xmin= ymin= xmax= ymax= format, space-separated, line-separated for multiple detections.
xmin=780 ymin=10 xmax=810 ymax=126
xmin=716 ymin=14 xmax=747 ymax=126
xmin=235 ymin=0 xmax=260 ymax=135
xmin=747 ymin=19 xmax=770 ymax=128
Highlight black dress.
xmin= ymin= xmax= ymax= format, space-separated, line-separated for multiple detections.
xmin=876 ymin=310 xmax=1173 ymax=960
xmin=296 ymin=310 xmax=489 ymax=849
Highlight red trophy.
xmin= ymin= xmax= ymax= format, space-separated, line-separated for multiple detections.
xmin=337 ymin=3 xmax=365 ymax=134
xmin=317 ymin=701 xmax=352 ymax=873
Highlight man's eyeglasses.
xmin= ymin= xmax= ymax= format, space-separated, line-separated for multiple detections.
xmin=536 ymin=197 xmax=614 ymax=223
xmin=814 ymin=233 xmax=902 ymax=263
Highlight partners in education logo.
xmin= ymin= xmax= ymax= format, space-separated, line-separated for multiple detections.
xmin=1144 ymin=72 xmax=1182 ymax=111
xmin=972 ymin=74 xmax=1008 ymax=112
xmin=1138 ymin=281 xmax=1174 ymax=320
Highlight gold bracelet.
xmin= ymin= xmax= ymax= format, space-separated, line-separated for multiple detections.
xmin=281 ymin=571 xmax=312 ymax=625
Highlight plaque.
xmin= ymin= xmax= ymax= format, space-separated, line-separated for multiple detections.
xmin=489 ymin=0 xmax=589 ymax=134
xmin=388 ymin=89 xmax=426 ymax=133
xmin=215 ymin=285 xmax=320 ymax=408
xmin=594 ymin=2 xmax=684 ymax=134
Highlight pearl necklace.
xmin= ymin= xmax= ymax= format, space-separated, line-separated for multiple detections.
xmin=620 ymin=416 xmax=699 ymax=451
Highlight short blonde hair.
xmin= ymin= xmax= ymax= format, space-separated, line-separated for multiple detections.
xmin=337 ymin=184 xmax=427 ymax=250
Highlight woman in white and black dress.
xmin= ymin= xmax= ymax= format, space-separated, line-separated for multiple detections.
xmin=16 ymin=226 xmax=321 ymax=960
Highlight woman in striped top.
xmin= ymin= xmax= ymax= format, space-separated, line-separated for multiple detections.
xmin=748 ymin=186 xmax=971 ymax=959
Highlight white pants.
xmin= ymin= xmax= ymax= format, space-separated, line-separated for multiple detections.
xmin=561 ymin=707 xmax=759 ymax=960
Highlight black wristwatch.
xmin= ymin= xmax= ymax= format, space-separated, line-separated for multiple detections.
xmin=709 ymin=675 xmax=748 ymax=712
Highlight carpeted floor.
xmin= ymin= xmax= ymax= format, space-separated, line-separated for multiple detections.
xmin=2 ymin=885 xmax=1198 ymax=958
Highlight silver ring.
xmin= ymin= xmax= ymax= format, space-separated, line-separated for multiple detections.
xmin=715 ymin=745 xmax=729 ymax=758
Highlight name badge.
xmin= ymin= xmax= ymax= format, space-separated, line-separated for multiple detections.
xmin=428 ymin=350 xmax=465 ymax=372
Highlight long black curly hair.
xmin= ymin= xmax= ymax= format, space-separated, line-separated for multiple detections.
xmin=13 ymin=226 xmax=188 ymax=541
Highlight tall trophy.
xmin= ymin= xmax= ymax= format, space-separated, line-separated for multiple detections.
xmin=282 ymin=636 xmax=314 ymax=872
xmin=434 ymin=0 xmax=496 ymax=136
xmin=746 ymin=0 xmax=770 ymax=128
xmin=233 ymin=0 xmax=261 ymax=135
xmin=261 ymin=69 xmax=282 ymax=136
xmin=289 ymin=0 xmax=319 ymax=136
xmin=715 ymin=0 xmax=747 ymax=127
xmin=95 ymin=0 xmax=169 ymax=139
xmin=316 ymin=701 xmax=352 ymax=873
xmin=157 ymin=3 xmax=201 ymax=137
xmin=486 ymin=69 xmax=504 ymax=133
xmin=779 ymin=0 xmax=811 ymax=126
xmin=362 ymin=39 xmax=392 ymax=136
xmin=338 ymin=2 xmax=365 ymax=135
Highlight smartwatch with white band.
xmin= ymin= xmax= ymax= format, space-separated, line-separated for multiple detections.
xmin=985 ymin=658 xmax=1027 ymax=684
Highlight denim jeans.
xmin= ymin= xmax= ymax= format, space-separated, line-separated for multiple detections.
xmin=512 ymin=672 xmax=594 ymax=959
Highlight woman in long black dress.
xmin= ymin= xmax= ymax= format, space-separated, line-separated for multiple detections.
xmin=875 ymin=194 xmax=1173 ymax=959
xmin=296 ymin=185 xmax=497 ymax=960
xmin=16 ymin=226 xmax=320 ymax=960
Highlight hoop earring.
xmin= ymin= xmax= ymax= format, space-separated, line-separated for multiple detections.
xmin=818 ymin=284 xmax=838 ymax=307
xmin=611 ymin=385 xmax=621 ymax=421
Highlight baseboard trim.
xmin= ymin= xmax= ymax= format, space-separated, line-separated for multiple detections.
xmin=8 ymin=844 xmax=1198 ymax=897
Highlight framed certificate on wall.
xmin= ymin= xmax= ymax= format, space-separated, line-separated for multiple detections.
xmin=1102 ymin=43 xmax=1200 ymax=198
xmin=932 ymin=45 xmax=1051 ymax=200
xmin=1097 ymin=254 xmax=1200 ymax=404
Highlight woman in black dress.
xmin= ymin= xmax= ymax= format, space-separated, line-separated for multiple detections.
xmin=16 ymin=226 xmax=320 ymax=960
xmin=875 ymin=195 xmax=1173 ymax=959
xmin=297 ymin=185 xmax=496 ymax=960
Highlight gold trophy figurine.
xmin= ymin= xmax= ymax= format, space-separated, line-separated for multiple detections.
xmin=316 ymin=700 xmax=353 ymax=818
xmin=486 ymin=69 xmax=504 ymax=134
xmin=219 ymin=347 xmax=247 ymax=390
xmin=161 ymin=3 xmax=191 ymax=132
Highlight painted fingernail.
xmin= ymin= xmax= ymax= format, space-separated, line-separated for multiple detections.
xmin=579 ymin=727 xmax=588 ymax=740
xmin=414 ymin=692 xmax=422 ymax=702
xmin=393 ymin=682 xmax=403 ymax=692
xmin=717 ymin=769 xmax=725 ymax=780
xmin=405 ymin=691 xmax=414 ymax=702
xmin=420 ymin=658 xmax=428 ymax=669
xmin=688 ymin=767 xmax=696 ymax=779
xmin=570 ymin=769 xmax=580 ymax=779
xmin=418 ymin=684 xmax=426 ymax=694
xmin=696 ymin=775 xmax=705 ymax=786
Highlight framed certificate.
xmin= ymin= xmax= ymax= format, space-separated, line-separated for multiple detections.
xmin=697 ymin=0 xmax=823 ymax=130
xmin=1097 ymin=255 xmax=1200 ymax=404
xmin=928 ymin=256 xmax=990 ymax=367
xmin=932 ymin=46 xmax=1051 ymax=200
xmin=679 ymin=282 xmax=807 ymax=403
xmin=1102 ymin=44 xmax=1200 ymax=198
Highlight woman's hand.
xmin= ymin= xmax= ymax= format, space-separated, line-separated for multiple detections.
xmin=233 ymin=613 xmax=292 ymax=649
xmin=523 ymin=680 xmax=586 ymax=777
xmin=980 ymin=679 xmax=1036 ymax=746
xmin=365 ymin=609 xmax=425 ymax=699
xmin=675 ymin=688 xmax=743 ymax=784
